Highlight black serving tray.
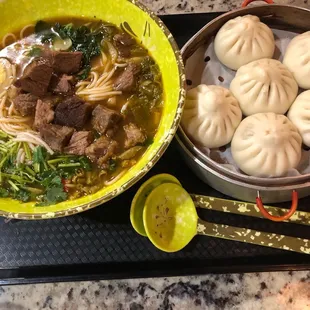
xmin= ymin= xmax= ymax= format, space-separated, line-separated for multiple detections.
xmin=0 ymin=13 xmax=310 ymax=285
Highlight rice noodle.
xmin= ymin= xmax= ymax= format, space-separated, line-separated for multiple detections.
xmin=115 ymin=63 xmax=128 ymax=68
xmin=104 ymin=169 xmax=128 ymax=186
xmin=2 ymin=33 xmax=17 ymax=48
xmin=16 ymin=148 xmax=25 ymax=165
xmin=8 ymin=101 xmax=15 ymax=115
xmin=13 ymin=132 xmax=54 ymax=154
xmin=0 ymin=117 xmax=31 ymax=123
xmin=28 ymin=143 xmax=35 ymax=151
xmin=20 ymin=24 xmax=35 ymax=39
xmin=76 ymin=42 xmax=123 ymax=102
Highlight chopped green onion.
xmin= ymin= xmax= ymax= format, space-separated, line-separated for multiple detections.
xmin=25 ymin=166 xmax=35 ymax=176
xmin=47 ymin=156 xmax=75 ymax=165
xmin=8 ymin=180 xmax=19 ymax=191
xmin=0 ymin=153 xmax=9 ymax=168
xmin=43 ymin=161 xmax=48 ymax=171
xmin=47 ymin=158 xmax=66 ymax=165
xmin=23 ymin=143 xmax=31 ymax=160
xmin=48 ymin=163 xmax=56 ymax=170
xmin=24 ymin=187 xmax=43 ymax=195
xmin=58 ymin=163 xmax=81 ymax=168
xmin=0 ymin=131 xmax=8 ymax=138
xmin=1 ymin=173 xmax=32 ymax=184
xmin=34 ymin=162 xmax=40 ymax=174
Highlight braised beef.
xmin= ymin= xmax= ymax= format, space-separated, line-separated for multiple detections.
xmin=39 ymin=124 xmax=74 ymax=152
xmin=54 ymin=96 xmax=92 ymax=130
xmin=92 ymin=105 xmax=122 ymax=136
xmin=114 ymin=62 xmax=141 ymax=92
xmin=13 ymin=93 xmax=38 ymax=116
xmin=113 ymin=33 xmax=135 ymax=58
xmin=16 ymin=60 xmax=53 ymax=96
xmin=85 ymin=136 xmax=118 ymax=167
xmin=64 ymin=131 xmax=94 ymax=155
xmin=34 ymin=98 xmax=55 ymax=130
xmin=124 ymin=123 xmax=146 ymax=149
xmin=43 ymin=50 xmax=83 ymax=74
xmin=49 ymin=74 xmax=75 ymax=94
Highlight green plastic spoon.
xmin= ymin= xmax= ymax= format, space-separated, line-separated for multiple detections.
xmin=142 ymin=183 xmax=310 ymax=254
xmin=130 ymin=173 xmax=181 ymax=236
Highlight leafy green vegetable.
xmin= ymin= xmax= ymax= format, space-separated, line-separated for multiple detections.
xmin=79 ymin=157 xmax=92 ymax=171
xmin=140 ymin=56 xmax=161 ymax=82
xmin=127 ymin=95 xmax=150 ymax=126
xmin=45 ymin=187 xmax=67 ymax=205
xmin=35 ymin=20 xmax=51 ymax=34
xmin=138 ymin=80 xmax=162 ymax=108
xmin=140 ymin=137 xmax=153 ymax=147
xmin=126 ymin=56 xmax=162 ymax=126
xmin=33 ymin=146 xmax=48 ymax=173
xmin=40 ymin=173 xmax=62 ymax=188
xmin=36 ymin=171 xmax=67 ymax=206
xmin=12 ymin=189 xmax=31 ymax=203
xmin=90 ymin=22 xmax=117 ymax=41
xmin=107 ymin=159 xmax=118 ymax=172
xmin=0 ymin=188 xmax=9 ymax=198
xmin=33 ymin=146 xmax=48 ymax=165
xmin=76 ymin=65 xmax=91 ymax=80
xmin=27 ymin=46 xmax=42 ymax=57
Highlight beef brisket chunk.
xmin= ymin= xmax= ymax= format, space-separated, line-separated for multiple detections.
xmin=113 ymin=33 xmax=135 ymax=58
xmin=54 ymin=96 xmax=92 ymax=130
xmin=92 ymin=105 xmax=122 ymax=136
xmin=85 ymin=136 xmax=118 ymax=168
xmin=13 ymin=93 xmax=38 ymax=116
xmin=34 ymin=98 xmax=55 ymax=130
xmin=43 ymin=51 xmax=83 ymax=74
xmin=114 ymin=62 xmax=141 ymax=92
xmin=124 ymin=123 xmax=146 ymax=149
xmin=49 ymin=74 xmax=75 ymax=94
xmin=16 ymin=60 xmax=53 ymax=96
xmin=64 ymin=131 xmax=94 ymax=155
xmin=39 ymin=124 xmax=74 ymax=152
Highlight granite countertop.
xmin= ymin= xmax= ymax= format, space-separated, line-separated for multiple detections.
xmin=142 ymin=0 xmax=310 ymax=15
xmin=0 ymin=0 xmax=310 ymax=309
xmin=0 ymin=271 xmax=309 ymax=309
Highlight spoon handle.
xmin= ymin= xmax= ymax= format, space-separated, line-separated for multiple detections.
xmin=197 ymin=218 xmax=310 ymax=254
xmin=192 ymin=194 xmax=310 ymax=226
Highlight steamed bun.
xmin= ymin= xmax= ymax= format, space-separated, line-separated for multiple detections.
xmin=230 ymin=59 xmax=298 ymax=116
xmin=288 ymin=90 xmax=310 ymax=147
xmin=231 ymin=113 xmax=302 ymax=177
xmin=283 ymin=32 xmax=310 ymax=89
xmin=181 ymin=85 xmax=242 ymax=149
xmin=214 ymin=15 xmax=275 ymax=70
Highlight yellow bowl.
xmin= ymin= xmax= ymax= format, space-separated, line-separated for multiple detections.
xmin=0 ymin=0 xmax=185 ymax=219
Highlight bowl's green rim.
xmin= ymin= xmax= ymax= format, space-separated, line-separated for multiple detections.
xmin=1 ymin=0 xmax=185 ymax=220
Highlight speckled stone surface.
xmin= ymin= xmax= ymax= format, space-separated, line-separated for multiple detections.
xmin=0 ymin=271 xmax=309 ymax=309
xmin=141 ymin=0 xmax=310 ymax=15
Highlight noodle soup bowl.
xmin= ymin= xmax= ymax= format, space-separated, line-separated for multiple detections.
xmin=0 ymin=0 xmax=185 ymax=219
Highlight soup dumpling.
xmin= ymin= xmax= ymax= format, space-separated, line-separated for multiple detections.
xmin=230 ymin=59 xmax=298 ymax=116
xmin=181 ymin=85 xmax=242 ymax=149
xmin=283 ymin=31 xmax=310 ymax=89
xmin=214 ymin=15 xmax=275 ymax=70
xmin=231 ymin=113 xmax=302 ymax=177
xmin=288 ymin=90 xmax=310 ymax=147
